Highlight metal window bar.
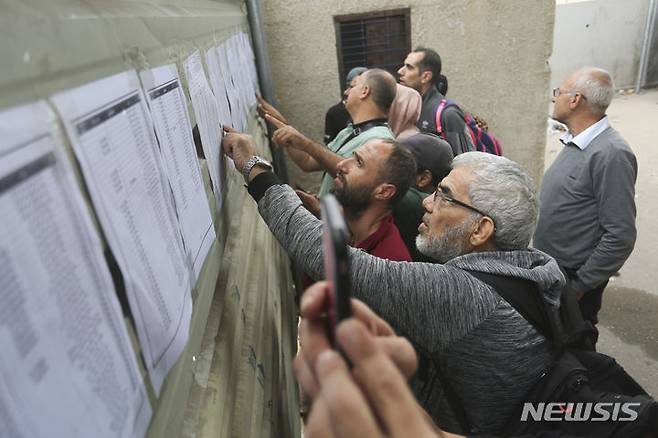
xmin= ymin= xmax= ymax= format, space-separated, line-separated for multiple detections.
xmin=335 ymin=11 xmax=410 ymax=90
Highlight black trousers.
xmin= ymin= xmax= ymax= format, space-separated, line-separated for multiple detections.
xmin=577 ymin=280 xmax=608 ymax=326
xmin=562 ymin=267 xmax=609 ymax=347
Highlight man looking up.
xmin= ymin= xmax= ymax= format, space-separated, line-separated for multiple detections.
xmin=534 ymin=67 xmax=637 ymax=342
xmin=298 ymin=139 xmax=416 ymax=262
xmin=398 ymin=48 xmax=473 ymax=156
xmin=262 ymin=68 xmax=396 ymax=197
xmin=222 ymin=129 xmax=564 ymax=434
xmin=324 ymin=66 xmax=368 ymax=144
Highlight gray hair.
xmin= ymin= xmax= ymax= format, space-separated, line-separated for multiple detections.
xmin=452 ymin=152 xmax=538 ymax=250
xmin=572 ymin=67 xmax=614 ymax=116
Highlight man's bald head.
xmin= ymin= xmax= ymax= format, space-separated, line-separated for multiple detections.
xmin=568 ymin=67 xmax=615 ymax=116
xmin=362 ymin=68 xmax=398 ymax=114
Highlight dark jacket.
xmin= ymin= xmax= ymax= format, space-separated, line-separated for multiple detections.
xmin=417 ymin=86 xmax=473 ymax=156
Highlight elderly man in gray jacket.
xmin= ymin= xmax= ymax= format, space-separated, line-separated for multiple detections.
xmin=534 ymin=67 xmax=637 ymax=341
xmin=223 ymin=132 xmax=564 ymax=435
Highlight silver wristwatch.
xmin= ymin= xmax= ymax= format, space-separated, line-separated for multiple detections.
xmin=242 ymin=155 xmax=273 ymax=182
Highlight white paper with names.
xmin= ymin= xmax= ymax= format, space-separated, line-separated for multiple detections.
xmin=140 ymin=64 xmax=215 ymax=281
xmin=216 ymin=42 xmax=245 ymax=132
xmin=0 ymin=101 xmax=151 ymax=437
xmin=205 ymin=48 xmax=232 ymax=128
xmin=238 ymin=32 xmax=261 ymax=100
xmin=184 ymin=51 xmax=226 ymax=210
xmin=51 ymin=71 xmax=192 ymax=394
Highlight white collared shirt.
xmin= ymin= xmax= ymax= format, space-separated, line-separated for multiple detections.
xmin=560 ymin=116 xmax=610 ymax=150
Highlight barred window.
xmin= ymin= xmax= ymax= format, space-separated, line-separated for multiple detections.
xmin=334 ymin=8 xmax=411 ymax=92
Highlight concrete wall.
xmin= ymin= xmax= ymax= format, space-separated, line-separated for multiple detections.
xmin=551 ymin=0 xmax=651 ymax=90
xmin=262 ymin=0 xmax=555 ymax=187
xmin=646 ymin=3 xmax=658 ymax=88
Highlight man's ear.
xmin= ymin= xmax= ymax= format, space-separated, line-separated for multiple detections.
xmin=570 ymin=93 xmax=586 ymax=111
xmin=361 ymin=83 xmax=371 ymax=100
xmin=416 ymin=170 xmax=434 ymax=191
xmin=420 ymin=70 xmax=433 ymax=85
xmin=469 ymin=216 xmax=496 ymax=248
xmin=373 ymin=183 xmax=397 ymax=202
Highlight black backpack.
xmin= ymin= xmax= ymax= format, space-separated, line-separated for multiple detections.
xmin=440 ymin=270 xmax=658 ymax=438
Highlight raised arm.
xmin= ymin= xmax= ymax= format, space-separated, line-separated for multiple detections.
xmin=256 ymin=95 xmax=288 ymax=125
xmin=222 ymin=131 xmax=497 ymax=354
xmin=256 ymin=183 xmax=495 ymax=353
xmin=266 ymin=114 xmax=343 ymax=177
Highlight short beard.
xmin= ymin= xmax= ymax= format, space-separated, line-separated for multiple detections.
xmin=416 ymin=216 xmax=477 ymax=263
xmin=331 ymin=179 xmax=373 ymax=221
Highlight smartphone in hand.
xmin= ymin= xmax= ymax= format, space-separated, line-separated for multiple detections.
xmin=320 ymin=194 xmax=351 ymax=346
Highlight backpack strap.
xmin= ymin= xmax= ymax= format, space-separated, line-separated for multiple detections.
xmin=435 ymin=99 xmax=448 ymax=136
xmin=434 ymin=98 xmax=461 ymax=136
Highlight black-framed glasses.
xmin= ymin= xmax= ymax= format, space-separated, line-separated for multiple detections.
xmin=433 ymin=189 xmax=497 ymax=230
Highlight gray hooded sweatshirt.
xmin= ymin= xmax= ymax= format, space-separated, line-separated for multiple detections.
xmin=256 ymin=183 xmax=565 ymax=434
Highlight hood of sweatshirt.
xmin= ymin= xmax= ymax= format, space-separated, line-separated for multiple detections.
xmin=445 ymin=248 xmax=565 ymax=307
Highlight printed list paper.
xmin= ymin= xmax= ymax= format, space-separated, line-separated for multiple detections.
xmin=0 ymin=101 xmax=151 ymax=437
xmin=205 ymin=48 xmax=232 ymax=128
xmin=51 ymin=70 xmax=193 ymax=394
xmin=140 ymin=64 xmax=216 ymax=281
xmin=184 ymin=51 xmax=227 ymax=210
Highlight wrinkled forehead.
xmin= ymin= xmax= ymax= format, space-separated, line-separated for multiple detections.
xmin=440 ymin=165 xmax=475 ymax=198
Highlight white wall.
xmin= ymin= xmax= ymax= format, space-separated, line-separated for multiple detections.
xmin=647 ymin=3 xmax=658 ymax=87
xmin=551 ymin=0 xmax=651 ymax=89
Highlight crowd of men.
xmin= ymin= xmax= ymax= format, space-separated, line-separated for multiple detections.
xmin=223 ymin=47 xmax=640 ymax=437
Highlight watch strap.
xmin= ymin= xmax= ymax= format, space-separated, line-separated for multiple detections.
xmin=242 ymin=155 xmax=272 ymax=181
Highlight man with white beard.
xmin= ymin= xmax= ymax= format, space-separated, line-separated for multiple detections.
xmin=221 ymin=131 xmax=564 ymax=436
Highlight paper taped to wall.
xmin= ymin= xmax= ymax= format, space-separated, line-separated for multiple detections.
xmin=51 ymin=70 xmax=193 ymax=394
xmin=238 ymin=31 xmax=261 ymax=100
xmin=184 ymin=51 xmax=227 ymax=209
xmin=205 ymin=48 xmax=233 ymax=129
xmin=0 ymin=101 xmax=152 ymax=438
xmin=140 ymin=63 xmax=216 ymax=282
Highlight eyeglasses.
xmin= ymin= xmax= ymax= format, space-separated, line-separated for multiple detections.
xmin=433 ymin=188 xmax=497 ymax=230
xmin=552 ymin=87 xmax=587 ymax=99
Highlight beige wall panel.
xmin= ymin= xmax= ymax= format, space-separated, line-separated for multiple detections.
xmin=262 ymin=0 xmax=555 ymax=186
xmin=180 ymin=118 xmax=300 ymax=438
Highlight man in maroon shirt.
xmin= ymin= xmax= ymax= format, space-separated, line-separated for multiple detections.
xmin=297 ymin=138 xmax=416 ymax=262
